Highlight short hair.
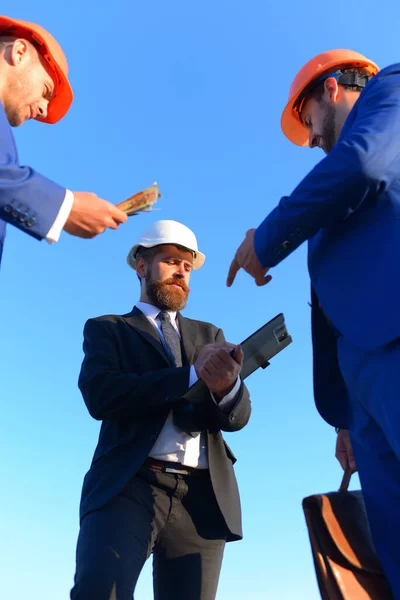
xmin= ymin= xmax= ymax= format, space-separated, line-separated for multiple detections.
xmin=307 ymin=67 xmax=372 ymax=104
xmin=0 ymin=35 xmax=39 ymax=60
xmin=135 ymin=245 xmax=160 ymax=263
xmin=134 ymin=246 xmax=160 ymax=283
xmin=0 ymin=35 xmax=14 ymax=49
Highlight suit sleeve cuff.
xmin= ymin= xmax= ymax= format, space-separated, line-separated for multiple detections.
xmin=46 ymin=189 xmax=74 ymax=243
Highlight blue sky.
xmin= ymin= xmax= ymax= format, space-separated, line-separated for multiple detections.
xmin=0 ymin=1 xmax=397 ymax=598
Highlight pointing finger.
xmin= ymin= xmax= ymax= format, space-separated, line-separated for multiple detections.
xmin=226 ymin=256 xmax=240 ymax=287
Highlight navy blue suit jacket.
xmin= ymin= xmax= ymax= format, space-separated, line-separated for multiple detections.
xmin=0 ymin=102 xmax=66 ymax=265
xmin=254 ymin=64 xmax=400 ymax=428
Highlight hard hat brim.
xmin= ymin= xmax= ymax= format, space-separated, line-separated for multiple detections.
xmin=281 ymin=99 xmax=309 ymax=147
xmin=0 ymin=16 xmax=73 ymax=124
xmin=127 ymin=242 xmax=206 ymax=271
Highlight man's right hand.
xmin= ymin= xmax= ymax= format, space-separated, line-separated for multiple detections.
xmin=335 ymin=429 xmax=357 ymax=473
xmin=194 ymin=341 xmax=243 ymax=398
xmin=64 ymin=192 xmax=128 ymax=239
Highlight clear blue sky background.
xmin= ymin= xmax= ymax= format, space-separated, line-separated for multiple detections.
xmin=0 ymin=1 xmax=396 ymax=598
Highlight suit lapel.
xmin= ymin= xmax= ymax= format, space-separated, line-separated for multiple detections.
xmin=178 ymin=314 xmax=198 ymax=365
xmin=123 ymin=306 xmax=171 ymax=364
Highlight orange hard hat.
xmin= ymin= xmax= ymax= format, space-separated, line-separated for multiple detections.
xmin=0 ymin=15 xmax=73 ymax=124
xmin=281 ymin=49 xmax=380 ymax=146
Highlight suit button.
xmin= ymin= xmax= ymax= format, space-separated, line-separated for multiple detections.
xmin=151 ymin=435 xmax=157 ymax=442
xmin=282 ymin=240 xmax=291 ymax=249
xmin=229 ymin=413 xmax=236 ymax=422
xmin=11 ymin=210 xmax=18 ymax=219
xmin=4 ymin=205 xmax=11 ymax=213
xmin=26 ymin=217 xmax=36 ymax=227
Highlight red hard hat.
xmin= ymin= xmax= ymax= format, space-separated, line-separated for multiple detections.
xmin=0 ymin=15 xmax=74 ymax=124
xmin=281 ymin=49 xmax=380 ymax=146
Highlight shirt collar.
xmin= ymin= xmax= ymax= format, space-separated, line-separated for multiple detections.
xmin=136 ymin=301 xmax=178 ymax=324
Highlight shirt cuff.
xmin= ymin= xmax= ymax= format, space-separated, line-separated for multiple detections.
xmin=189 ymin=365 xmax=198 ymax=388
xmin=211 ymin=376 xmax=241 ymax=410
xmin=45 ymin=189 xmax=74 ymax=243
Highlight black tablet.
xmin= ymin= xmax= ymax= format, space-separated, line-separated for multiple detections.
xmin=239 ymin=313 xmax=293 ymax=379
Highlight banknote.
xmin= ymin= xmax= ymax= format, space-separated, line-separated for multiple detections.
xmin=116 ymin=182 xmax=161 ymax=216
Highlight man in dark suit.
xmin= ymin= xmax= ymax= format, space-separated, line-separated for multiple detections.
xmin=0 ymin=15 xmax=126 ymax=268
xmin=71 ymin=220 xmax=251 ymax=600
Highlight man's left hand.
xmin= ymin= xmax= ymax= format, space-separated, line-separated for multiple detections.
xmin=227 ymin=229 xmax=271 ymax=287
xmin=335 ymin=429 xmax=357 ymax=473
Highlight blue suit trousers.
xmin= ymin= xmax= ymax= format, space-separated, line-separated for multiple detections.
xmin=337 ymin=335 xmax=400 ymax=599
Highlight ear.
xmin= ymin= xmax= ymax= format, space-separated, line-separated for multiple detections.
xmin=323 ymin=77 xmax=340 ymax=104
xmin=135 ymin=257 xmax=147 ymax=280
xmin=9 ymin=38 xmax=31 ymax=66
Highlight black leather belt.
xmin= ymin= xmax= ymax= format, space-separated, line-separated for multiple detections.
xmin=144 ymin=457 xmax=208 ymax=477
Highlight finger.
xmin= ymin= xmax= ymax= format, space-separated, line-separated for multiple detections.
xmin=226 ymin=257 xmax=240 ymax=287
xmin=208 ymin=354 xmax=236 ymax=375
xmin=348 ymin=458 xmax=357 ymax=473
xmin=216 ymin=348 xmax=237 ymax=364
xmin=109 ymin=204 xmax=129 ymax=223
xmin=345 ymin=442 xmax=357 ymax=473
xmin=255 ymin=273 xmax=273 ymax=287
xmin=336 ymin=452 xmax=348 ymax=471
xmin=233 ymin=344 xmax=243 ymax=366
xmin=207 ymin=355 xmax=228 ymax=372
xmin=203 ymin=364 xmax=219 ymax=382
xmin=107 ymin=219 xmax=119 ymax=230
xmin=212 ymin=342 xmax=235 ymax=351
xmin=208 ymin=353 xmax=238 ymax=380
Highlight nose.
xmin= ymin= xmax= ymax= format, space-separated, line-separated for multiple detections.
xmin=309 ymin=133 xmax=319 ymax=149
xmin=175 ymin=263 xmax=186 ymax=277
xmin=37 ymin=100 xmax=48 ymax=120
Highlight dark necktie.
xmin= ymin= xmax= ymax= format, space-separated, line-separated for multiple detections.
xmin=157 ymin=310 xmax=203 ymax=436
xmin=158 ymin=310 xmax=182 ymax=367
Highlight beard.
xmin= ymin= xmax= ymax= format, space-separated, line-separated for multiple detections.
xmin=146 ymin=276 xmax=190 ymax=311
xmin=3 ymin=96 xmax=25 ymax=127
xmin=320 ymin=102 xmax=337 ymax=154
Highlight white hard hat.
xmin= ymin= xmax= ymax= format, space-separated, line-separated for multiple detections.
xmin=127 ymin=220 xmax=206 ymax=270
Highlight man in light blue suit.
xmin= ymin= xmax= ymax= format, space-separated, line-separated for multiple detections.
xmin=227 ymin=48 xmax=400 ymax=597
xmin=0 ymin=15 xmax=127 ymax=267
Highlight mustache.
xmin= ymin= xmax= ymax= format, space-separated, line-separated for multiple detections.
xmin=161 ymin=277 xmax=189 ymax=293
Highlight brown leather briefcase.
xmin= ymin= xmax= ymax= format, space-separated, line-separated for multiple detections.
xmin=302 ymin=471 xmax=394 ymax=599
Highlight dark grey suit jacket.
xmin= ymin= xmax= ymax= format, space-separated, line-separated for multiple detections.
xmin=77 ymin=307 xmax=251 ymax=541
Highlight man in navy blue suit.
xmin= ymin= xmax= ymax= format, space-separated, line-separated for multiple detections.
xmin=227 ymin=49 xmax=400 ymax=597
xmin=0 ymin=15 xmax=127 ymax=267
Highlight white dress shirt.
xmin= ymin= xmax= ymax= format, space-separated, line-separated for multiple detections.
xmin=136 ymin=302 xmax=240 ymax=469
xmin=46 ymin=189 xmax=74 ymax=243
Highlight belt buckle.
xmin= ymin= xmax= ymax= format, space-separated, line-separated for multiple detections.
xmin=165 ymin=466 xmax=189 ymax=475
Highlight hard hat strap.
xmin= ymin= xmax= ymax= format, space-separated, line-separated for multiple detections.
xmin=317 ymin=69 xmax=371 ymax=89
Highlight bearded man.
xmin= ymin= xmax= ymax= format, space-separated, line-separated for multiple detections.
xmin=71 ymin=220 xmax=251 ymax=600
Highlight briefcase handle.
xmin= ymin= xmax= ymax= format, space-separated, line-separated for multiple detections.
xmin=339 ymin=468 xmax=352 ymax=493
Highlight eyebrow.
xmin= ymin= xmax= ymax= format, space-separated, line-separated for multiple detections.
xmin=163 ymin=255 xmax=193 ymax=265
xmin=44 ymin=76 xmax=55 ymax=100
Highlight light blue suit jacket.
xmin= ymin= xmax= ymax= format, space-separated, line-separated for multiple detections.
xmin=0 ymin=102 xmax=66 ymax=265
xmin=254 ymin=64 xmax=400 ymax=427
